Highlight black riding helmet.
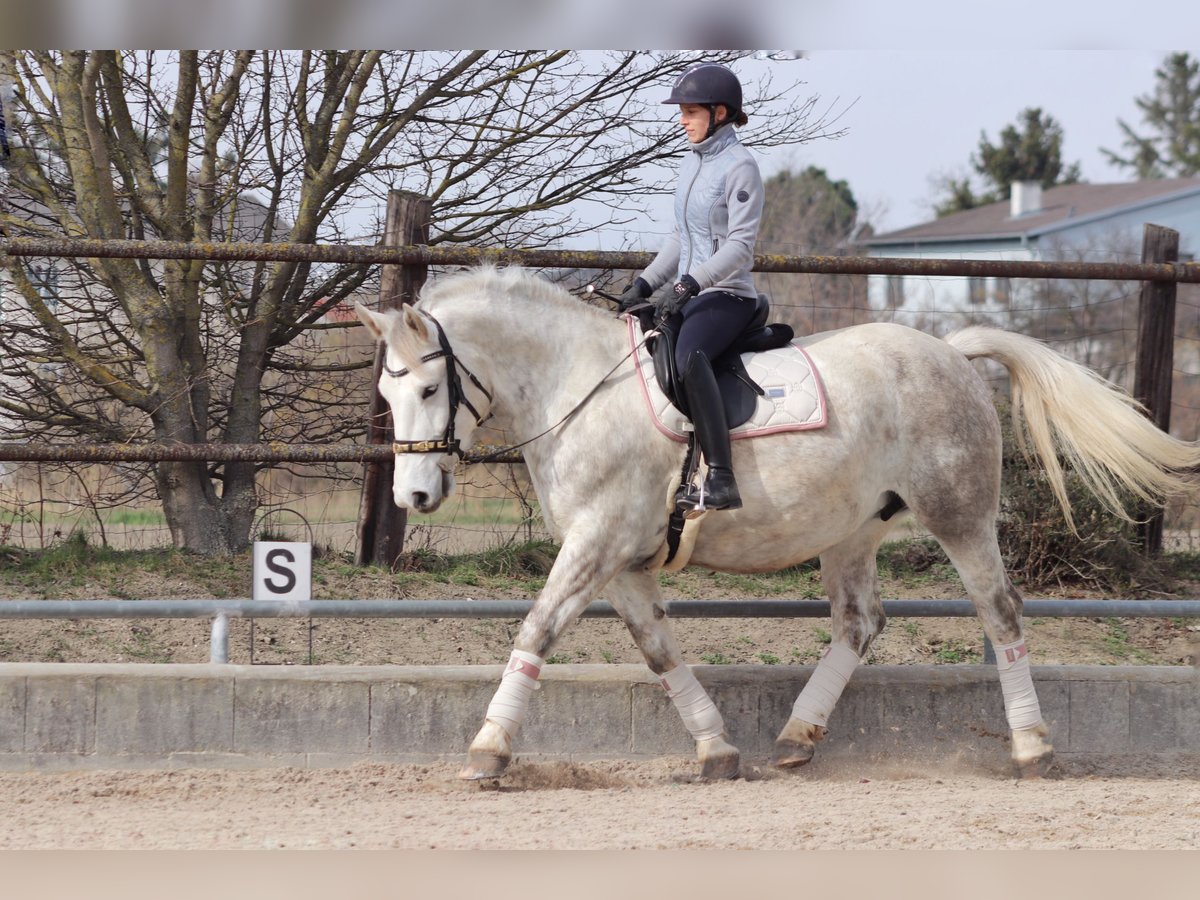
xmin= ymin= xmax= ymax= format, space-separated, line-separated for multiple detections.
xmin=663 ymin=63 xmax=744 ymax=139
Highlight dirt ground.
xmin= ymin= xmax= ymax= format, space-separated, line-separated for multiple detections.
xmin=0 ymin=757 xmax=1198 ymax=850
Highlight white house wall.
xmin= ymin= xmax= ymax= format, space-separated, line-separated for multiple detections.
xmin=866 ymin=201 xmax=1200 ymax=331
xmin=1039 ymin=196 xmax=1200 ymax=260
xmin=866 ymin=239 xmax=1037 ymax=333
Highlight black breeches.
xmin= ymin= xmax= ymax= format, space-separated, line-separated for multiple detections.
xmin=673 ymin=291 xmax=758 ymax=377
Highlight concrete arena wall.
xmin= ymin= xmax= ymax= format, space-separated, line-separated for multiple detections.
xmin=0 ymin=663 xmax=1196 ymax=772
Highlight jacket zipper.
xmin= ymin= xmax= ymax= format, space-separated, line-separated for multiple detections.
xmin=681 ymin=150 xmax=705 ymax=277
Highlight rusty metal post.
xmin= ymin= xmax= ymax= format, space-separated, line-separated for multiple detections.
xmin=356 ymin=192 xmax=432 ymax=567
xmin=1133 ymin=224 xmax=1179 ymax=556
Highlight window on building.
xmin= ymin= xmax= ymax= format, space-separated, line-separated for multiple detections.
xmin=29 ymin=263 xmax=59 ymax=311
xmin=968 ymin=276 xmax=986 ymax=305
xmin=993 ymin=277 xmax=1011 ymax=306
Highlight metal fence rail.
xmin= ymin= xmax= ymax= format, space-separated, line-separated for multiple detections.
xmin=0 ymin=441 xmax=523 ymax=465
xmin=2 ymin=597 xmax=1197 ymax=664
xmin=5 ymin=236 xmax=1200 ymax=282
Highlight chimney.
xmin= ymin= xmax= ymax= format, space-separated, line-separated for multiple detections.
xmin=1010 ymin=181 xmax=1042 ymax=217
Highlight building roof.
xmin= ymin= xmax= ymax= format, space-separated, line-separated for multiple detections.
xmin=864 ymin=177 xmax=1200 ymax=247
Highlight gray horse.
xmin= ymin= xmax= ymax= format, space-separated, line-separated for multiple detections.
xmin=357 ymin=266 xmax=1197 ymax=781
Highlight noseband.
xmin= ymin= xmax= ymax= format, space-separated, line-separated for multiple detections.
xmin=383 ymin=311 xmax=493 ymax=459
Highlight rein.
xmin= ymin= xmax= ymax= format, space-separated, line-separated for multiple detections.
xmin=385 ymin=308 xmax=648 ymax=464
xmin=472 ymin=329 xmax=650 ymax=464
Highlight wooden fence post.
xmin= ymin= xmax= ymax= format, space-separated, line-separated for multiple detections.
xmin=1132 ymin=223 xmax=1179 ymax=556
xmin=356 ymin=191 xmax=432 ymax=567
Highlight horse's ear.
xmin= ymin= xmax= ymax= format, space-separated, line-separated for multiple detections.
xmin=402 ymin=305 xmax=430 ymax=342
xmin=355 ymin=302 xmax=390 ymax=342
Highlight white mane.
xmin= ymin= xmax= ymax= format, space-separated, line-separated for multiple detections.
xmin=417 ymin=266 xmax=613 ymax=326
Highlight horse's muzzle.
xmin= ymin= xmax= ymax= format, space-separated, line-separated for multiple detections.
xmin=396 ymin=469 xmax=454 ymax=514
xmin=409 ymin=491 xmax=439 ymax=514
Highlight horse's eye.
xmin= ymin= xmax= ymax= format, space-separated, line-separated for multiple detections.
xmin=422 ymin=384 xmax=439 ymax=400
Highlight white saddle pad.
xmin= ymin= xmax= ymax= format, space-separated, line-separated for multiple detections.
xmin=627 ymin=317 xmax=828 ymax=442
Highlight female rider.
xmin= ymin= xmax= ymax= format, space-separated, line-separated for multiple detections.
xmin=620 ymin=62 xmax=764 ymax=511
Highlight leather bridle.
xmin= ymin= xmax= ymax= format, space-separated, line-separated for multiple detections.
xmin=382 ymin=311 xmax=493 ymax=459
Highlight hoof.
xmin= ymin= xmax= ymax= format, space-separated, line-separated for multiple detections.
xmin=460 ymin=719 xmax=514 ymax=780
xmin=1014 ymin=751 xmax=1055 ymax=780
xmin=697 ymin=735 xmax=741 ymax=780
xmin=458 ymin=750 xmax=511 ymax=781
xmin=770 ymin=739 xmax=816 ymax=770
xmin=772 ymin=717 xmax=826 ymax=770
xmin=699 ymin=749 xmax=741 ymax=780
xmin=1011 ymin=720 xmax=1054 ymax=780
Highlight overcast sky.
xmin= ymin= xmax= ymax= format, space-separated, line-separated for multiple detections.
xmin=590 ymin=46 xmax=1183 ymax=250
xmin=766 ymin=49 xmax=1170 ymax=235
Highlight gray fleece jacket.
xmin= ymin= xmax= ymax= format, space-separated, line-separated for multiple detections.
xmin=641 ymin=123 xmax=764 ymax=299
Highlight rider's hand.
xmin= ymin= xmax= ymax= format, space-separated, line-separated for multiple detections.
xmin=618 ymin=277 xmax=653 ymax=312
xmin=657 ymin=274 xmax=700 ymax=319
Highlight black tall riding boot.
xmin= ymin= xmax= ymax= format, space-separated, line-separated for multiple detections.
xmin=680 ymin=350 xmax=742 ymax=511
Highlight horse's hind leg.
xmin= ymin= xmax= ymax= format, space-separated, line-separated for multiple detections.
xmin=607 ymin=570 xmax=740 ymax=780
xmin=772 ymin=524 xmax=888 ymax=770
xmin=933 ymin=526 xmax=1054 ymax=778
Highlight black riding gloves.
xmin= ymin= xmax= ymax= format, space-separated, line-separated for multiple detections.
xmin=618 ymin=277 xmax=653 ymax=312
xmin=657 ymin=274 xmax=701 ymax=319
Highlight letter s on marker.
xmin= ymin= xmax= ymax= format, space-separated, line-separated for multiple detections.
xmin=264 ymin=548 xmax=297 ymax=594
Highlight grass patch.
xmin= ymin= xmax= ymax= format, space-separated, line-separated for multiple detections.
xmin=412 ymin=496 xmax=542 ymax=528
xmin=932 ymin=640 xmax=978 ymax=664
xmin=1097 ymin=618 xmax=1154 ymax=662
xmin=703 ymin=564 xmax=823 ymax=598
xmin=121 ymin=626 xmax=173 ymax=663
xmin=0 ymin=532 xmax=146 ymax=589
xmin=397 ymin=539 xmax=557 ymax=582
xmin=103 ymin=508 xmax=167 ymax=527
xmin=877 ymin=539 xmax=958 ymax=586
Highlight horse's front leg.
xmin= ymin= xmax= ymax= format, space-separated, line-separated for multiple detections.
xmin=459 ymin=530 xmax=627 ymax=781
xmin=607 ymin=570 xmax=740 ymax=780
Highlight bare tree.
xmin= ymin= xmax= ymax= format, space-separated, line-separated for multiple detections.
xmin=756 ymin=165 xmax=870 ymax=334
xmin=0 ymin=51 xmax=834 ymax=554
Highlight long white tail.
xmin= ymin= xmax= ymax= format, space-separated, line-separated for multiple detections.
xmin=945 ymin=326 xmax=1200 ymax=528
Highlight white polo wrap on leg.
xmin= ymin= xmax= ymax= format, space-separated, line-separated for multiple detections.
xmin=791 ymin=643 xmax=860 ymax=727
xmin=484 ymin=649 xmax=544 ymax=738
xmin=661 ymin=665 xmax=725 ymax=742
xmin=994 ymin=639 xmax=1042 ymax=731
